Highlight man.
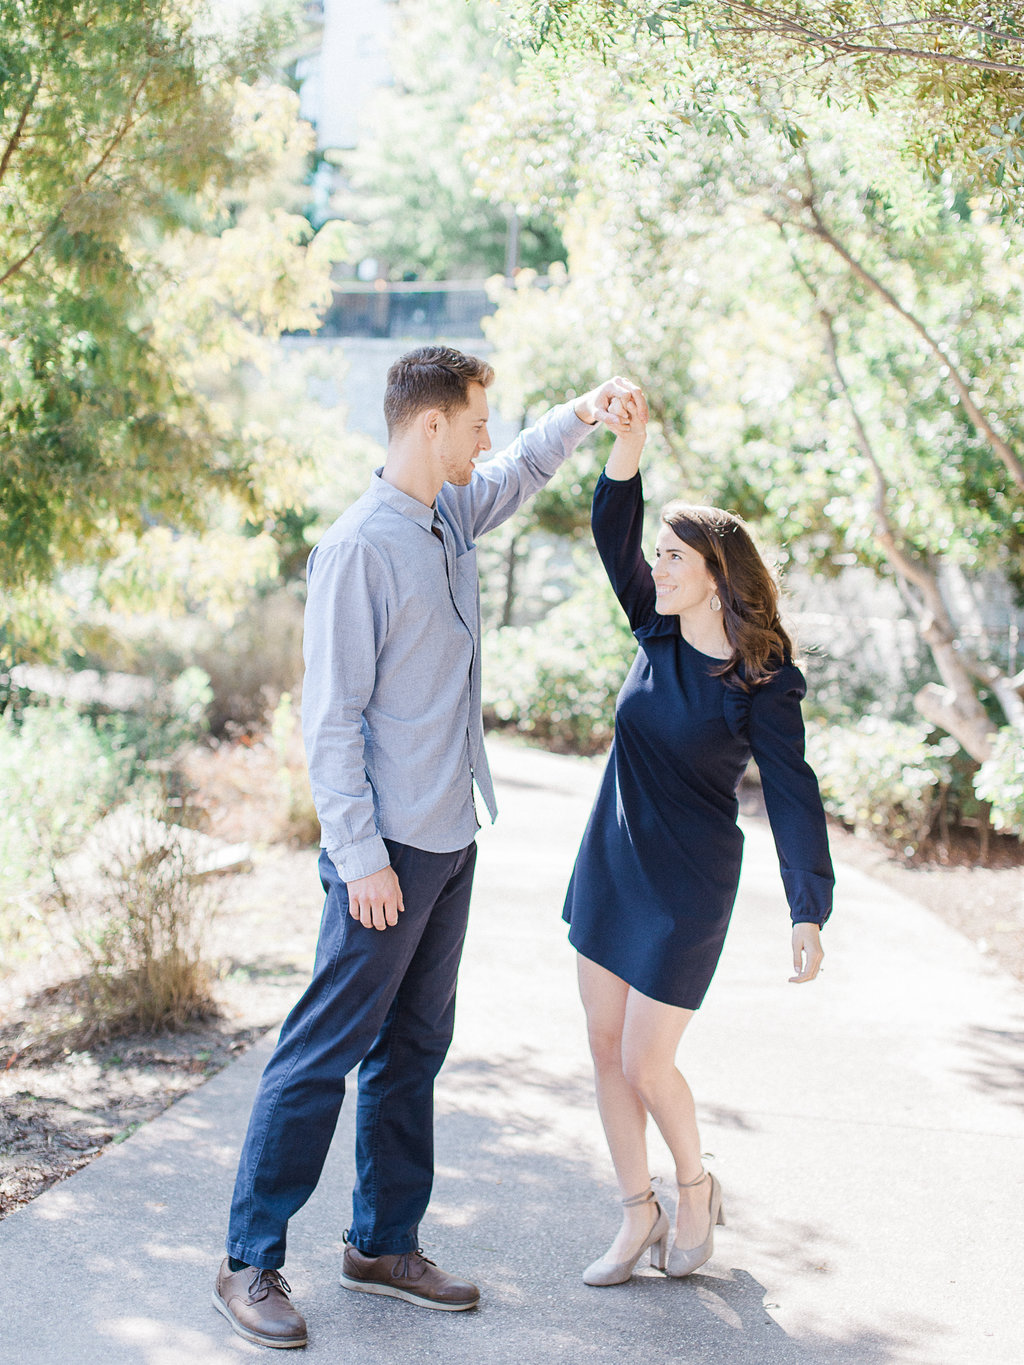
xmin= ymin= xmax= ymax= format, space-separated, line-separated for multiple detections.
xmin=214 ymin=345 xmax=645 ymax=1349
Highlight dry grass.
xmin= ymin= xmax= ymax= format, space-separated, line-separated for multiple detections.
xmin=51 ymin=805 xmax=222 ymax=1034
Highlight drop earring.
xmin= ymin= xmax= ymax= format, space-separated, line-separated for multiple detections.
xmin=709 ymin=593 xmax=722 ymax=612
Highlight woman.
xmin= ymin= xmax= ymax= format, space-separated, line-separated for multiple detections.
xmin=563 ymin=395 xmax=833 ymax=1286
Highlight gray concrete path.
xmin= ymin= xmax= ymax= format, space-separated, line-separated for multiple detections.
xmin=1 ymin=738 xmax=1022 ymax=1364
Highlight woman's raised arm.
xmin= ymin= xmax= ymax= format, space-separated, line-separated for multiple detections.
xmin=603 ymin=393 xmax=648 ymax=481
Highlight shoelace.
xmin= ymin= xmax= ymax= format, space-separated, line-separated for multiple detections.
xmin=248 ymin=1268 xmax=292 ymax=1302
xmin=390 ymin=1249 xmax=435 ymax=1281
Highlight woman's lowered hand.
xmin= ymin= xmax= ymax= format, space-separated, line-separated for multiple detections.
xmin=789 ymin=922 xmax=824 ymax=983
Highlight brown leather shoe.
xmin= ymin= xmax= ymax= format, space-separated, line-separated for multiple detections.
xmin=213 ymin=1259 xmax=308 ymax=1349
xmin=340 ymin=1245 xmax=479 ymax=1312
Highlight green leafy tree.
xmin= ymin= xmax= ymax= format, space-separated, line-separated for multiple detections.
xmin=467 ymin=54 xmax=1024 ymax=781
xmin=337 ymin=0 xmax=564 ymax=278
xmin=500 ymin=1 xmax=1024 ymax=211
xmin=0 ymin=0 xmax=345 ymax=598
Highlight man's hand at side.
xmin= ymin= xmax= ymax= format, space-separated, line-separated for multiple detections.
xmin=347 ymin=865 xmax=405 ymax=931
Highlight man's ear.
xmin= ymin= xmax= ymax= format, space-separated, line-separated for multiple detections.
xmin=421 ymin=406 xmax=444 ymax=439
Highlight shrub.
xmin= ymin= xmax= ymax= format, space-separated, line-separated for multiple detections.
xmin=271 ymin=691 xmax=320 ymax=846
xmin=0 ymin=695 xmax=220 ymax=1029
xmin=195 ymin=589 xmax=304 ymax=734
xmin=0 ymin=704 xmax=132 ymax=905
xmin=805 ymin=716 xmax=959 ymax=853
xmin=974 ymin=728 xmax=1024 ymax=838
xmin=58 ymin=802 xmax=220 ymax=1032
xmin=74 ymin=587 xmax=303 ymax=736
xmin=482 ymin=571 xmax=635 ymax=753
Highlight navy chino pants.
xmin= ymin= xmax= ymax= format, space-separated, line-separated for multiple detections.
xmin=226 ymin=838 xmax=477 ymax=1269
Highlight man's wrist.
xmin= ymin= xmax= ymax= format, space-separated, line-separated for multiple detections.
xmin=573 ymin=393 xmax=598 ymax=426
xmin=328 ymin=832 xmax=390 ymax=883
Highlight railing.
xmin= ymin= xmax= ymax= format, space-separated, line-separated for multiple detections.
xmin=314 ymin=280 xmax=495 ymax=339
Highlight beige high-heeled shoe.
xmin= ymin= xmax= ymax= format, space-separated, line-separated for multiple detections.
xmin=665 ymin=1170 xmax=725 ymax=1278
xmin=583 ymin=1187 xmax=670 ymax=1286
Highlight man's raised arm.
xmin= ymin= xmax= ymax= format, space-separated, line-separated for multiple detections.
xmin=453 ymin=376 xmax=648 ymax=540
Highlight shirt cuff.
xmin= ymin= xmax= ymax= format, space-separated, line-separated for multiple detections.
xmin=783 ymin=869 xmax=834 ymax=926
xmin=563 ymin=398 xmax=602 ymax=436
xmin=326 ymin=833 xmax=391 ymax=883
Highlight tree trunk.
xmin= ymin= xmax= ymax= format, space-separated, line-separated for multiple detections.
xmin=809 ymin=289 xmax=1004 ymax=761
xmin=778 ymin=175 xmax=1024 ymax=491
xmin=500 ymin=530 xmax=520 ymax=629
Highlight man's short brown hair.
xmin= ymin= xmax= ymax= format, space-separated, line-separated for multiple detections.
xmin=383 ymin=346 xmax=495 ymax=438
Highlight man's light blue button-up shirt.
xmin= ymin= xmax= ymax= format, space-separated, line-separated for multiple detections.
xmin=302 ymin=400 xmax=594 ymax=882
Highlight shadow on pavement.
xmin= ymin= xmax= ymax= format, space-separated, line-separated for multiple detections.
xmin=960 ymin=1018 xmax=1024 ymax=1114
xmin=1 ymin=1035 xmax=940 ymax=1364
xmin=318 ymin=1057 xmax=916 ymax=1365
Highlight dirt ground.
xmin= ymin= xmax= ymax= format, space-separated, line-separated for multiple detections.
xmin=2 ymin=738 xmax=1023 ymax=1221
xmin=0 ymin=739 xmax=324 ymax=1220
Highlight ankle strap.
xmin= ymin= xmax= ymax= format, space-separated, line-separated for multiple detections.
xmin=621 ymin=1187 xmax=656 ymax=1208
xmin=677 ymin=1169 xmax=709 ymax=1189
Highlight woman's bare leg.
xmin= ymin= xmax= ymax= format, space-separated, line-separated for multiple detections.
xmin=620 ymin=990 xmax=713 ymax=1249
xmin=577 ymin=955 xmax=658 ymax=1260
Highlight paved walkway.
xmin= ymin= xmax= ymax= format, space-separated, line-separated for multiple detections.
xmin=1 ymin=738 xmax=1022 ymax=1364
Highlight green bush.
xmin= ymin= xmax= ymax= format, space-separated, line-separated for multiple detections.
xmin=805 ymin=716 xmax=959 ymax=853
xmin=974 ymin=728 xmax=1024 ymax=838
xmin=482 ymin=572 xmax=635 ymax=753
xmin=74 ymin=586 xmax=302 ymax=736
xmin=87 ymin=666 xmax=213 ymax=786
xmin=0 ymin=686 xmax=219 ymax=1028
xmin=0 ymin=703 xmax=134 ymax=966
xmin=0 ymin=704 xmax=132 ymax=892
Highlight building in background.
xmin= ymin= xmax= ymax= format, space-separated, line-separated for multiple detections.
xmin=287 ymin=0 xmax=500 ymax=342
xmin=281 ymin=0 xmax=517 ymax=450
xmin=295 ymin=0 xmax=395 ymax=158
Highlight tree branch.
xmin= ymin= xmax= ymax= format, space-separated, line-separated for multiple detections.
xmin=822 ymin=313 xmax=1001 ymax=758
xmin=715 ymin=3 xmax=1024 ymax=75
xmin=0 ymin=78 xmax=42 ymax=187
xmin=0 ymin=69 xmax=155 ymax=291
xmin=778 ymin=222 xmax=1009 ymax=756
xmin=798 ymin=15 xmax=1024 ymax=49
xmin=786 ymin=194 xmax=1024 ymax=491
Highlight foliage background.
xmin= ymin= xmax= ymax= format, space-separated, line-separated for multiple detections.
xmin=2 ymin=0 xmax=1024 ymax=1031
xmin=460 ymin=2 xmax=1024 ymax=841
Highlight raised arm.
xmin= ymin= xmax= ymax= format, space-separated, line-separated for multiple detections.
xmin=590 ymin=397 xmax=660 ymax=632
xmin=603 ymin=392 xmax=647 ymax=482
xmin=447 ymin=378 xmax=648 ymax=541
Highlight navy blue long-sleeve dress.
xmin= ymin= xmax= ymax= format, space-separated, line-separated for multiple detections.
xmin=562 ymin=472 xmax=834 ymax=1009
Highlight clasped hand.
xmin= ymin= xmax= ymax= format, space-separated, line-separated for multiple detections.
xmin=576 ymin=376 xmax=649 ymax=434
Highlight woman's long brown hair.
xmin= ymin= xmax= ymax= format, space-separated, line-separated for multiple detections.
xmin=660 ymin=501 xmax=794 ymax=689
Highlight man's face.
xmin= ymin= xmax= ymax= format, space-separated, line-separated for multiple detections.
xmin=439 ymin=383 xmax=491 ymax=486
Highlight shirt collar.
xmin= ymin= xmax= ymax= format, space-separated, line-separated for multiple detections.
xmin=368 ymin=470 xmax=436 ymax=532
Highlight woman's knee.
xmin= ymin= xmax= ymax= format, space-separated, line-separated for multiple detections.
xmin=587 ymin=1024 xmax=626 ymax=1073
xmin=620 ymin=1044 xmax=673 ymax=1103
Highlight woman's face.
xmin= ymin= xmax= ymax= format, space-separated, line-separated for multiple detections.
xmin=652 ymin=524 xmax=718 ymax=617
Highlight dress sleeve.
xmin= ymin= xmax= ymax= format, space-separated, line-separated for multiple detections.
xmin=746 ymin=664 xmax=834 ymax=925
xmin=591 ymin=470 xmax=658 ymax=633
